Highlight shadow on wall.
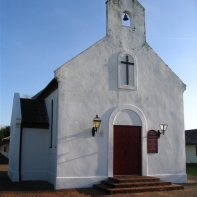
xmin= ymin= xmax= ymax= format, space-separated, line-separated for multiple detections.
xmin=95 ymin=107 xmax=117 ymax=176
xmin=106 ymin=52 xmax=120 ymax=91
xmin=57 ymin=107 xmax=115 ymax=178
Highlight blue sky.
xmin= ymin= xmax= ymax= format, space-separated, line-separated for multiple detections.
xmin=0 ymin=0 xmax=197 ymax=129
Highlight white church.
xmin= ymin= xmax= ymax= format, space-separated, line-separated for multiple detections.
xmin=8 ymin=0 xmax=187 ymax=190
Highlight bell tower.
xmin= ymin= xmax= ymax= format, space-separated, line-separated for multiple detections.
xmin=106 ymin=0 xmax=146 ymax=48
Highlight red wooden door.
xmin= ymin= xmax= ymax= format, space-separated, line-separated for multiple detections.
xmin=113 ymin=125 xmax=141 ymax=175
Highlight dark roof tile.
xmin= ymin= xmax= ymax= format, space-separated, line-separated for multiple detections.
xmin=185 ymin=129 xmax=197 ymax=145
xmin=20 ymin=99 xmax=49 ymax=129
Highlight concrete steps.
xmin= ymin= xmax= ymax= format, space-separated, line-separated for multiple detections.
xmin=93 ymin=176 xmax=184 ymax=195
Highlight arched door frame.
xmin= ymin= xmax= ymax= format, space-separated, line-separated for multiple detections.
xmin=108 ymin=104 xmax=148 ymax=177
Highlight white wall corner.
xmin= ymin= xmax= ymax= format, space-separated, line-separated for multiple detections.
xmin=8 ymin=93 xmax=22 ymax=182
xmin=14 ymin=93 xmax=22 ymax=124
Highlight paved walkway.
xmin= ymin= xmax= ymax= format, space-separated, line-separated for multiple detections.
xmin=0 ymin=153 xmax=197 ymax=197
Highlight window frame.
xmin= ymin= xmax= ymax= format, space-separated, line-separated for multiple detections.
xmin=4 ymin=146 xmax=6 ymax=152
xmin=118 ymin=51 xmax=137 ymax=90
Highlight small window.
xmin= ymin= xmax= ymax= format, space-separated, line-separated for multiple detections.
xmin=196 ymin=146 xmax=197 ymax=156
xmin=50 ymin=100 xmax=53 ymax=148
xmin=55 ymin=96 xmax=58 ymax=149
xmin=4 ymin=146 xmax=6 ymax=152
xmin=122 ymin=12 xmax=131 ymax=27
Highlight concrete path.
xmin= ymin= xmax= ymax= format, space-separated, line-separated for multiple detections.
xmin=1 ymin=153 xmax=197 ymax=196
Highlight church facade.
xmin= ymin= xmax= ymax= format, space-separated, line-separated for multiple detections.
xmin=8 ymin=0 xmax=187 ymax=190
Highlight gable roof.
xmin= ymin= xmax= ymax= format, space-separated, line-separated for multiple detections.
xmin=32 ymin=78 xmax=58 ymax=99
xmin=185 ymin=129 xmax=197 ymax=145
xmin=20 ymin=99 xmax=49 ymax=129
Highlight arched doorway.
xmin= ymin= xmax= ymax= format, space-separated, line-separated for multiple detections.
xmin=108 ymin=105 xmax=147 ymax=177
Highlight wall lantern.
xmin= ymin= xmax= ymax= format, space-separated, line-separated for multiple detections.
xmin=92 ymin=115 xmax=101 ymax=137
xmin=158 ymin=124 xmax=168 ymax=139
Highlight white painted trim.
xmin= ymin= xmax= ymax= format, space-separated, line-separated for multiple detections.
xmin=55 ymin=176 xmax=108 ymax=190
xmin=118 ymin=51 xmax=138 ymax=90
xmin=8 ymin=167 xmax=19 ymax=182
xmin=56 ymin=176 xmax=107 ymax=179
xmin=14 ymin=93 xmax=22 ymax=123
xmin=108 ymin=104 xmax=148 ymax=177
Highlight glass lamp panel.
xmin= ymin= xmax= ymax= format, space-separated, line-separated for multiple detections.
xmin=160 ymin=124 xmax=168 ymax=132
xmin=164 ymin=124 xmax=168 ymax=131
xmin=160 ymin=124 xmax=164 ymax=131
xmin=94 ymin=121 xmax=101 ymax=128
xmin=93 ymin=115 xmax=101 ymax=128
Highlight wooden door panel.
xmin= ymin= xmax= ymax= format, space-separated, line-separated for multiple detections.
xmin=114 ymin=125 xmax=141 ymax=175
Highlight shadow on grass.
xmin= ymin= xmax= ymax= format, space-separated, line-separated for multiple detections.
xmin=187 ymin=164 xmax=197 ymax=176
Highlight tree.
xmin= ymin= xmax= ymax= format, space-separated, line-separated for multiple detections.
xmin=0 ymin=126 xmax=10 ymax=141
xmin=22 ymin=94 xmax=32 ymax=99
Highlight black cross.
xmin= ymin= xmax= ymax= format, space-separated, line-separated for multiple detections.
xmin=121 ymin=56 xmax=134 ymax=85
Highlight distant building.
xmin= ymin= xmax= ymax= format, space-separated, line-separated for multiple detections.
xmin=0 ymin=136 xmax=10 ymax=158
xmin=8 ymin=0 xmax=187 ymax=190
xmin=185 ymin=129 xmax=197 ymax=164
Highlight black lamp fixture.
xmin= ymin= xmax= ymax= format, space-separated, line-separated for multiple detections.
xmin=158 ymin=124 xmax=168 ymax=139
xmin=92 ymin=115 xmax=101 ymax=137
xmin=123 ymin=13 xmax=129 ymax=21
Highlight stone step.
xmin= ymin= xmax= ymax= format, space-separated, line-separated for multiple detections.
xmin=101 ymin=180 xmax=171 ymax=188
xmin=109 ymin=176 xmax=160 ymax=183
xmin=94 ymin=183 xmax=184 ymax=195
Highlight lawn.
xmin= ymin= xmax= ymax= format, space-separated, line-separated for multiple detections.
xmin=186 ymin=164 xmax=197 ymax=176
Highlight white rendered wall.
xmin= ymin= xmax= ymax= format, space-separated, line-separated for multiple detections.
xmin=21 ymin=128 xmax=49 ymax=181
xmin=8 ymin=91 xmax=57 ymax=183
xmin=8 ymin=93 xmax=22 ymax=182
xmin=54 ymin=0 xmax=186 ymax=189
xmin=114 ymin=109 xmax=142 ymax=126
xmin=186 ymin=145 xmax=197 ymax=163
xmin=44 ymin=89 xmax=58 ymax=184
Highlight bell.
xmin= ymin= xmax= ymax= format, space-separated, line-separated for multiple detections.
xmin=123 ymin=13 xmax=129 ymax=21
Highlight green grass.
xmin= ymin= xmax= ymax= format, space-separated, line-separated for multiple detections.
xmin=186 ymin=165 xmax=197 ymax=176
